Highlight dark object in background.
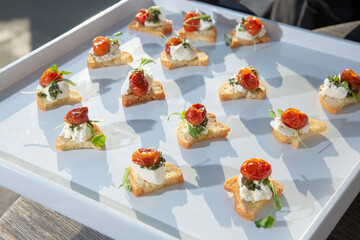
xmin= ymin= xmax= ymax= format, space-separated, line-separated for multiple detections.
xmin=197 ymin=0 xmax=255 ymax=15
xmin=345 ymin=24 xmax=360 ymax=43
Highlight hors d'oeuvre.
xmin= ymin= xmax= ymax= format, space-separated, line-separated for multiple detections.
xmin=319 ymin=69 xmax=360 ymax=114
xmin=219 ymin=66 xmax=266 ymax=101
xmin=121 ymin=58 xmax=165 ymax=107
xmin=224 ymin=158 xmax=283 ymax=228
xmin=87 ymin=33 xmax=133 ymax=69
xmin=128 ymin=6 xmax=172 ymax=37
xmin=56 ymin=107 xmax=106 ymax=151
xmin=36 ymin=64 xmax=81 ymax=111
xmin=270 ymin=108 xmax=327 ymax=149
xmin=178 ymin=10 xmax=217 ymax=43
xmin=160 ymin=35 xmax=209 ymax=70
xmin=168 ymin=103 xmax=230 ymax=149
xmin=119 ymin=148 xmax=184 ymax=197
xmin=229 ymin=16 xmax=269 ymax=48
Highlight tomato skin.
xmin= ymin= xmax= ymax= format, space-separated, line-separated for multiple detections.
xmin=92 ymin=36 xmax=110 ymax=56
xmin=136 ymin=8 xmax=149 ymax=25
xmin=240 ymin=158 xmax=272 ymax=181
xmin=237 ymin=67 xmax=259 ymax=91
xmin=39 ymin=69 xmax=63 ymax=87
xmin=340 ymin=69 xmax=360 ymax=93
xmin=64 ymin=107 xmax=89 ymax=125
xmin=129 ymin=71 xmax=149 ymax=97
xmin=185 ymin=103 xmax=207 ymax=126
xmin=245 ymin=16 xmax=263 ymax=36
xmin=165 ymin=37 xmax=183 ymax=55
xmin=281 ymin=108 xmax=308 ymax=130
xmin=183 ymin=12 xmax=200 ymax=32
xmin=132 ymin=148 xmax=160 ymax=167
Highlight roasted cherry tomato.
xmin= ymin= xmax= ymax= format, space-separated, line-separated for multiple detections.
xmin=185 ymin=103 xmax=207 ymax=126
xmin=64 ymin=106 xmax=89 ymax=125
xmin=92 ymin=36 xmax=110 ymax=56
xmin=281 ymin=108 xmax=308 ymax=130
xmin=135 ymin=8 xmax=149 ymax=25
xmin=245 ymin=16 xmax=263 ymax=36
xmin=240 ymin=158 xmax=272 ymax=181
xmin=129 ymin=71 xmax=149 ymax=97
xmin=39 ymin=68 xmax=63 ymax=87
xmin=165 ymin=37 xmax=183 ymax=55
xmin=183 ymin=11 xmax=200 ymax=32
xmin=132 ymin=148 xmax=160 ymax=167
xmin=340 ymin=68 xmax=360 ymax=93
xmin=237 ymin=67 xmax=259 ymax=91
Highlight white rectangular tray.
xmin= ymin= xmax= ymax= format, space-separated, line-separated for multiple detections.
xmin=0 ymin=0 xmax=359 ymax=239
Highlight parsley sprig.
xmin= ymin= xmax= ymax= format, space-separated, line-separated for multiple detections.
xmin=327 ymin=75 xmax=359 ymax=99
xmin=119 ymin=164 xmax=132 ymax=192
xmin=92 ymin=134 xmax=106 ymax=148
xmin=168 ymin=111 xmax=209 ymax=139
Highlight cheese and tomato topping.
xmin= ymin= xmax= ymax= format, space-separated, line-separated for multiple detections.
xmin=229 ymin=66 xmax=260 ymax=93
xmin=135 ymin=6 xmax=166 ymax=27
xmin=165 ymin=37 xmax=197 ymax=61
xmin=235 ymin=16 xmax=266 ymax=40
xmin=183 ymin=10 xmax=213 ymax=32
xmin=60 ymin=107 xmax=93 ymax=143
xmin=183 ymin=103 xmax=210 ymax=136
xmin=91 ymin=36 xmax=121 ymax=62
xmin=121 ymin=67 xmax=153 ymax=96
xmin=270 ymin=108 xmax=309 ymax=137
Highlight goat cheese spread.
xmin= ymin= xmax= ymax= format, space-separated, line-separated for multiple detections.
xmin=60 ymin=123 xmax=93 ymax=142
xmin=235 ymin=24 xmax=266 ymax=40
xmin=91 ymin=42 xmax=120 ymax=62
xmin=132 ymin=163 xmax=165 ymax=185
xmin=170 ymin=39 xmax=197 ymax=61
xmin=121 ymin=67 xmax=153 ymax=95
xmin=238 ymin=174 xmax=272 ymax=202
xmin=270 ymin=117 xmax=309 ymax=137
xmin=144 ymin=12 xmax=165 ymax=27
xmin=38 ymin=81 xmax=70 ymax=102
xmin=320 ymin=77 xmax=348 ymax=99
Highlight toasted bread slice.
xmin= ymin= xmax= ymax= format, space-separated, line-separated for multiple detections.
xmin=177 ymin=113 xmax=230 ymax=149
xmin=160 ymin=50 xmax=209 ymax=70
xmin=224 ymin=176 xmax=283 ymax=221
xmin=36 ymin=89 xmax=82 ymax=111
xmin=87 ymin=51 xmax=133 ymax=69
xmin=178 ymin=26 xmax=217 ymax=43
xmin=318 ymin=85 xmax=359 ymax=114
xmin=219 ymin=80 xmax=266 ymax=101
xmin=229 ymin=29 xmax=270 ymax=48
xmin=129 ymin=162 xmax=184 ymax=197
xmin=56 ymin=123 xmax=104 ymax=151
xmin=122 ymin=80 xmax=165 ymax=107
xmin=272 ymin=118 xmax=327 ymax=149
xmin=128 ymin=19 xmax=172 ymax=37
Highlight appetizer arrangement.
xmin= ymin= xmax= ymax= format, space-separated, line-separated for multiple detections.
xmin=121 ymin=58 xmax=165 ymax=107
xmin=119 ymin=148 xmax=184 ymax=197
xmin=128 ymin=6 xmax=172 ymax=37
xmin=160 ymin=34 xmax=209 ymax=70
xmin=87 ymin=33 xmax=133 ymax=69
xmin=270 ymin=108 xmax=327 ymax=149
xmin=319 ymin=68 xmax=360 ymax=114
xmin=229 ymin=16 xmax=270 ymax=48
xmin=36 ymin=64 xmax=81 ymax=111
xmin=224 ymin=158 xmax=283 ymax=228
xmin=178 ymin=10 xmax=217 ymax=43
xmin=219 ymin=66 xmax=266 ymax=101
xmin=56 ymin=107 xmax=106 ymax=151
xmin=168 ymin=103 xmax=230 ymax=149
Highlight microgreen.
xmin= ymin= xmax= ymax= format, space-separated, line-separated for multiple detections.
xmin=183 ymin=14 xmax=212 ymax=25
xmin=119 ymin=164 xmax=132 ymax=192
xmin=237 ymin=17 xmax=246 ymax=32
xmin=54 ymin=122 xmax=66 ymax=130
xmin=224 ymin=33 xmax=232 ymax=47
xmin=92 ymin=134 xmax=106 ymax=148
xmin=137 ymin=57 xmax=156 ymax=71
xmin=327 ymin=75 xmax=359 ymax=99
xmin=114 ymin=31 xmax=123 ymax=36
xmin=168 ymin=111 xmax=186 ymax=121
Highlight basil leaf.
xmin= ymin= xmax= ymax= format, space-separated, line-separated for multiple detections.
xmin=92 ymin=134 xmax=106 ymax=148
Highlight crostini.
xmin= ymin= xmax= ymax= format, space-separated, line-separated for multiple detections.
xmin=319 ymin=69 xmax=360 ymax=114
xmin=36 ymin=64 xmax=81 ymax=111
xmin=178 ymin=10 xmax=217 ymax=43
xmin=119 ymin=148 xmax=184 ymax=197
xmin=160 ymin=35 xmax=209 ymax=70
xmin=229 ymin=16 xmax=269 ymax=48
xmin=121 ymin=58 xmax=165 ymax=107
xmin=269 ymin=108 xmax=327 ymax=149
xmin=168 ymin=103 xmax=230 ymax=149
xmin=56 ymin=107 xmax=106 ymax=151
xmin=128 ymin=6 xmax=172 ymax=37
xmin=87 ymin=34 xmax=133 ymax=69
xmin=219 ymin=66 xmax=266 ymax=101
xmin=224 ymin=158 xmax=283 ymax=228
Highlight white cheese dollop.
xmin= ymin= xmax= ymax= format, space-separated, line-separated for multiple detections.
xmin=144 ymin=12 xmax=165 ymax=27
xmin=238 ymin=174 xmax=272 ymax=203
xmin=91 ymin=43 xmax=121 ymax=62
xmin=270 ymin=116 xmax=309 ymax=137
xmin=120 ymin=67 xmax=154 ymax=95
xmin=60 ymin=123 xmax=93 ymax=143
xmin=132 ymin=163 xmax=165 ymax=185
xmin=170 ymin=39 xmax=197 ymax=61
xmin=320 ymin=78 xmax=348 ymax=99
xmin=38 ymin=81 xmax=70 ymax=102
xmin=194 ymin=10 xmax=213 ymax=31
xmin=235 ymin=24 xmax=266 ymax=40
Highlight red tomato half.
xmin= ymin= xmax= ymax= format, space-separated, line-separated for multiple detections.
xmin=185 ymin=103 xmax=207 ymax=126
xmin=240 ymin=158 xmax=272 ymax=181
xmin=39 ymin=68 xmax=63 ymax=87
xmin=245 ymin=16 xmax=263 ymax=36
xmin=340 ymin=68 xmax=360 ymax=93
xmin=129 ymin=71 xmax=149 ymax=97
xmin=237 ymin=67 xmax=259 ymax=91
xmin=92 ymin=36 xmax=110 ymax=56
xmin=183 ymin=11 xmax=200 ymax=32
xmin=165 ymin=37 xmax=183 ymax=55
xmin=281 ymin=108 xmax=308 ymax=130
xmin=136 ymin=8 xmax=149 ymax=25
xmin=64 ymin=106 xmax=89 ymax=125
xmin=132 ymin=148 xmax=160 ymax=167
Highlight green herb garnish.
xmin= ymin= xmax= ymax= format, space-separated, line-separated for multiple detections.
xmin=119 ymin=164 xmax=132 ymax=192
xmin=327 ymin=75 xmax=359 ymax=99
xmin=87 ymin=121 xmax=94 ymax=135
xmin=141 ymin=151 xmax=166 ymax=170
xmin=147 ymin=6 xmax=163 ymax=23
xmin=92 ymin=134 xmax=106 ymax=148
xmin=70 ymin=124 xmax=78 ymax=131
xmin=237 ymin=17 xmax=246 ymax=32
xmin=48 ymin=81 xmax=62 ymax=99
xmin=37 ymin=92 xmax=47 ymax=98
xmin=229 ymin=77 xmax=239 ymax=86
xmin=241 ymin=177 xmax=261 ymax=191
xmin=224 ymin=33 xmax=232 ymax=47
xmin=114 ymin=31 xmax=123 ymax=36
xmin=184 ymin=14 xmax=212 ymax=25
